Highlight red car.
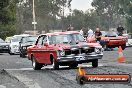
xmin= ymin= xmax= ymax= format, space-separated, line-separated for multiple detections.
xmin=87 ymin=31 xmax=127 ymax=50
xmin=27 ymin=31 xmax=103 ymax=70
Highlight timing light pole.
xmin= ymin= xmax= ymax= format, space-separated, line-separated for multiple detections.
xmin=32 ymin=0 xmax=37 ymax=35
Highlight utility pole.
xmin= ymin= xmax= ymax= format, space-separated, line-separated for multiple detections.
xmin=62 ymin=5 xmax=64 ymax=31
xmin=32 ymin=0 xmax=37 ymax=35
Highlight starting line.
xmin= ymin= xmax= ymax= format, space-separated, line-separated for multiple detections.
xmin=5 ymin=64 xmax=103 ymax=71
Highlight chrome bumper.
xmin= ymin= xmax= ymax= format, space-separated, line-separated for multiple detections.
xmin=57 ymin=53 xmax=103 ymax=63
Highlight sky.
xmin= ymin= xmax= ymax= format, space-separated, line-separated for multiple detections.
xmin=71 ymin=0 xmax=93 ymax=11
xmin=65 ymin=0 xmax=93 ymax=15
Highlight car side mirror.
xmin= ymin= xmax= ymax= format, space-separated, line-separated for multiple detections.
xmin=44 ymin=43 xmax=48 ymax=46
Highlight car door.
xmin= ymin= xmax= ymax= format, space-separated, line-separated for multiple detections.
xmin=33 ymin=35 xmax=49 ymax=64
xmin=33 ymin=35 xmax=44 ymax=63
xmin=41 ymin=36 xmax=51 ymax=64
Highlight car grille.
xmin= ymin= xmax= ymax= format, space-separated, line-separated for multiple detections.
xmin=64 ymin=47 xmax=95 ymax=55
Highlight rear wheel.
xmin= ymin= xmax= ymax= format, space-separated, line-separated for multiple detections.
xmin=20 ymin=53 xmax=26 ymax=58
xmin=52 ymin=58 xmax=59 ymax=70
xmin=92 ymin=59 xmax=98 ymax=68
xmin=32 ymin=56 xmax=43 ymax=70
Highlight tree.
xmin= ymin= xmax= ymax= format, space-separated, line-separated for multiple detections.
xmin=0 ymin=0 xmax=16 ymax=39
xmin=16 ymin=0 xmax=72 ymax=33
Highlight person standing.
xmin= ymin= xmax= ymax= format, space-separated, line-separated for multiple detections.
xmin=95 ymin=27 xmax=102 ymax=42
xmin=87 ymin=28 xmax=94 ymax=37
xmin=117 ymin=25 xmax=124 ymax=36
xmin=80 ymin=27 xmax=84 ymax=36
xmin=67 ymin=25 xmax=74 ymax=31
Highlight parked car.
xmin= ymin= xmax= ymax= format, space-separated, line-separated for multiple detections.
xmin=87 ymin=31 xmax=127 ymax=50
xmin=0 ymin=38 xmax=10 ymax=53
xmin=27 ymin=31 xmax=103 ymax=70
xmin=19 ymin=36 xmax=37 ymax=58
xmin=123 ymin=34 xmax=132 ymax=47
xmin=9 ymin=34 xmax=29 ymax=55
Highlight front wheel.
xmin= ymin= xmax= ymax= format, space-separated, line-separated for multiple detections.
xmin=32 ymin=56 xmax=43 ymax=70
xmin=121 ymin=44 xmax=126 ymax=50
xmin=9 ymin=49 xmax=14 ymax=55
xmin=92 ymin=59 xmax=98 ymax=68
xmin=52 ymin=58 xmax=59 ymax=70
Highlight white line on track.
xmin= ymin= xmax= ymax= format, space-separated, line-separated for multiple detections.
xmin=5 ymin=64 xmax=103 ymax=71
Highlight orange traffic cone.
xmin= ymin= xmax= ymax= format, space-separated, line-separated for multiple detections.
xmin=117 ymin=46 xmax=125 ymax=63
xmin=78 ymin=66 xmax=86 ymax=76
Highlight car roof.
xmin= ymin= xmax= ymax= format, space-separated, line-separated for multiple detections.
xmin=40 ymin=31 xmax=79 ymax=36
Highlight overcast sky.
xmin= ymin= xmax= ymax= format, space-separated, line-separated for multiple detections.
xmin=65 ymin=0 xmax=93 ymax=15
xmin=71 ymin=0 xmax=93 ymax=11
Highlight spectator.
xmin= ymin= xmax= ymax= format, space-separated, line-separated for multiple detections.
xmin=67 ymin=25 xmax=74 ymax=31
xmin=87 ymin=29 xmax=94 ymax=37
xmin=95 ymin=27 xmax=102 ymax=42
xmin=117 ymin=25 xmax=124 ymax=36
xmin=80 ymin=27 xmax=84 ymax=36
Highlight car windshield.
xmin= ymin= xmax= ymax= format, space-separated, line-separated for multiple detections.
xmin=106 ymin=31 xmax=118 ymax=37
xmin=102 ymin=31 xmax=118 ymax=37
xmin=49 ymin=33 xmax=85 ymax=44
xmin=23 ymin=36 xmax=37 ymax=43
xmin=0 ymin=38 xmax=5 ymax=43
xmin=12 ymin=36 xmax=23 ymax=42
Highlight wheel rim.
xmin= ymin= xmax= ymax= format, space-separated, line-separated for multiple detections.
xmin=32 ymin=59 xmax=36 ymax=68
xmin=52 ymin=59 xmax=55 ymax=68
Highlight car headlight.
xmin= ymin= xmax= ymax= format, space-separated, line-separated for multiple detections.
xmin=5 ymin=45 xmax=9 ymax=48
xmin=95 ymin=46 xmax=103 ymax=54
xmin=22 ymin=46 xmax=27 ymax=50
xmin=57 ymin=50 xmax=65 ymax=56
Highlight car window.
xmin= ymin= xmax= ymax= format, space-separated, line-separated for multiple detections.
xmin=48 ymin=33 xmax=84 ymax=44
xmin=37 ymin=36 xmax=44 ymax=45
xmin=42 ymin=36 xmax=47 ymax=45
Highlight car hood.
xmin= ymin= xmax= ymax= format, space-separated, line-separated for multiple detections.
xmin=54 ymin=42 xmax=101 ymax=50
xmin=10 ymin=42 xmax=19 ymax=46
xmin=0 ymin=43 xmax=10 ymax=46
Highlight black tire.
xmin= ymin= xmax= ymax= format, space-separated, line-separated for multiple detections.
xmin=77 ymin=76 xmax=85 ymax=85
xmin=52 ymin=58 xmax=59 ymax=70
xmin=20 ymin=53 xmax=22 ymax=57
xmin=92 ymin=59 xmax=98 ymax=68
xmin=20 ymin=53 xmax=26 ymax=58
xmin=69 ymin=63 xmax=78 ymax=69
xmin=32 ymin=56 xmax=43 ymax=70
xmin=8 ymin=47 xmax=14 ymax=55
xmin=103 ymin=44 xmax=108 ymax=51
xmin=121 ymin=44 xmax=126 ymax=50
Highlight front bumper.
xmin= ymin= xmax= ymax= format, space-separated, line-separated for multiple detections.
xmin=57 ymin=53 xmax=103 ymax=63
xmin=0 ymin=46 xmax=9 ymax=53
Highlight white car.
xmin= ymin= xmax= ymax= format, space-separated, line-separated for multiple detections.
xmin=123 ymin=34 xmax=132 ymax=47
xmin=9 ymin=34 xmax=29 ymax=55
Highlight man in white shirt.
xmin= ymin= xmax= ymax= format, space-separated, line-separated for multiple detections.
xmin=80 ymin=29 xmax=84 ymax=36
xmin=87 ymin=29 xmax=94 ymax=37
